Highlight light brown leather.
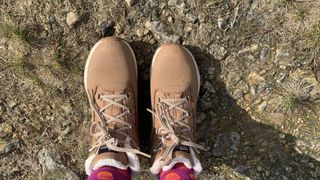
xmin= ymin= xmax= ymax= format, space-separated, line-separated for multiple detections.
xmin=85 ymin=37 xmax=139 ymax=166
xmin=150 ymin=43 xmax=199 ymax=164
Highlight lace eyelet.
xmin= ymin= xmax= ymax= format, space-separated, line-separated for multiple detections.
xmin=125 ymin=92 xmax=130 ymax=99
xmin=186 ymin=96 xmax=191 ymax=102
xmin=97 ymin=94 xmax=102 ymax=100
xmin=158 ymin=97 xmax=162 ymax=102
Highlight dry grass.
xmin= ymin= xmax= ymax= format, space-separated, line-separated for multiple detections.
xmin=294 ymin=8 xmax=307 ymax=21
xmin=280 ymin=94 xmax=298 ymax=112
xmin=308 ymin=22 xmax=320 ymax=53
xmin=0 ymin=22 xmax=31 ymax=48
xmin=277 ymin=78 xmax=312 ymax=113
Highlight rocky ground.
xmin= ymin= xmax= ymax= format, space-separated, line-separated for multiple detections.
xmin=0 ymin=0 xmax=320 ymax=179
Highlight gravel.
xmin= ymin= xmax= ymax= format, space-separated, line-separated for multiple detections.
xmin=1 ymin=0 xmax=320 ymax=179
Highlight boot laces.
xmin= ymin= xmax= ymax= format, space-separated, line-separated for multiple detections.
xmin=89 ymin=89 xmax=150 ymax=158
xmin=148 ymin=95 xmax=206 ymax=165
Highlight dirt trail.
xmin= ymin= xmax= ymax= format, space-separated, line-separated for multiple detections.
xmin=0 ymin=0 xmax=319 ymax=179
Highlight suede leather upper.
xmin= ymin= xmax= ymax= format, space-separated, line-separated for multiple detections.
xmin=150 ymin=44 xmax=200 ymax=166
xmin=85 ymin=37 xmax=139 ymax=169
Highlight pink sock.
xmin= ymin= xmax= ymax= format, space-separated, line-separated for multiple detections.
xmin=159 ymin=163 xmax=195 ymax=180
xmin=88 ymin=166 xmax=130 ymax=180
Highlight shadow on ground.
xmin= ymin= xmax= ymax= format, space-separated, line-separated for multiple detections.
xmin=191 ymin=45 xmax=320 ymax=179
xmin=131 ymin=41 xmax=157 ymax=152
xmin=131 ymin=40 xmax=319 ymax=178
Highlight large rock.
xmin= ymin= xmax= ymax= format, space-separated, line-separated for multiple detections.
xmin=145 ymin=20 xmax=181 ymax=43
xmin=38 ymin=148 xmax=79 ymax=180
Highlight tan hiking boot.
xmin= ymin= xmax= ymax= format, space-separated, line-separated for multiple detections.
xmin=84 ymin=37 xmax=150 ymax=175
xmin=149 ymin=44 xmax=206 ymax=175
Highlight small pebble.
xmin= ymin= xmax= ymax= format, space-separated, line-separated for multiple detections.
xmin=167 ymin=16 xmax=174 ymax=23
xmin=217 ymin=17 xmax=226 ymax=29
xmin=233 ymin=89 xmax=244 ymax=99
xmin=265 ymin=170 xmax=270 ymax=176
xmin=186 ymin=13 xmax=197 ymax=23
xmin=0 ymin=123 xmax=13 ymax=138
xmin=285 ymin=166 xmax=292 ymax=173
xmin=150 ymin=39 xmax=156 ymax=44
xmin=279 ymin=133 xmax=286 ymax=139
xmin=61 ymin=104 xmax=72 ymax=114
xmin=207 ymin=67 xmax=215 ymax=75
xmin=136 ymin=29 xmax=144 ymax=37
xmin=7 ymin=100 xmax=17 ymax=108
xmin=257 ymin=166 xmax=262 ymax=172
xmin=0 ymin=140 xmax=12 ymax=154
xmin=197 ymin=112 xmax=206 ymax=124
xmin=257 ymin=101 xmax=267 ymax=112
xmin=99 ymin=20 xmax=115 ymax=36
xmin=308 ymin=162 xmax=314 ymax=168
xmin=66 ymin=11 xmax=80 ymax=27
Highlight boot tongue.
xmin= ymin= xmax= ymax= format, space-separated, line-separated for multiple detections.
xmin=173 ymin=146 xmax=190 ymax=153
xmin=161 ymin=146 xmax=194 ymax=171
xmin=163 ymin=92 xmax=193 ymax=140
xmin=95 ymin=87 xmax=129 ymax=130
xmin=164 ymin=93 xmax=184 ymax=121
xmin=91 ymin=146 xmax=129 ymax=170
xmin=97 ymin=145 xmax=118 ymax=154
xmin=172 ymin=147 xmax=192 ymax=162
